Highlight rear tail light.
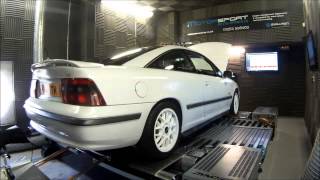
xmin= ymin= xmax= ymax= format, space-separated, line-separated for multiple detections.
xmin=61 ymin=78 xmax=106 ymax=106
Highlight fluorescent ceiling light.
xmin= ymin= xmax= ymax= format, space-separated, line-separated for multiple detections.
xmin=101 ymin=0 xmax=154 ymax=19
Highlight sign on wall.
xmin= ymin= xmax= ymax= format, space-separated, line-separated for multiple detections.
xmin=186 ymin=9 xmax=289 ymax=36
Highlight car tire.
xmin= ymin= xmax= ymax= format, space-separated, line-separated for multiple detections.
xmin=138 ymin=101 xmax=181 ymax=159
xmin=230 ymin=92 xmax=239 ymax=115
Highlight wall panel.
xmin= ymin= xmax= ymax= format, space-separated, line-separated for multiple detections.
xmin=94 ymin=1 xmax=156 ymax=59
xmin=23 ymin=19 xmax=34 ymax=39
xmin=4 ymin=16 xmax=24 ymax=38
xmin=4 ymin=0 xmax=25 ymax=18
xmin=156 ymin=12 xmax=179 ymax=44
xmin=24 ymin=0 xmax=35 ymax=20
xmin=0 ymin=0 xmax=35 ymax=129
xmin=0 ymin=0 xmax=4 ymax=17
xmin=226 ymin=43 xmax=305 ymax=116
xmin=303 ymin=0 xmax=320 ymax=143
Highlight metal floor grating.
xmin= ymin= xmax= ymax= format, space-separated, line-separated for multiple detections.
xmin=193 ymin=146 xmax=231 ymax=172
xmin=220 ymin=126 xmax=272 ymax=149
xmin=218 ymin=117 xmax=274 ymax=129
xmin=232 ymin=119 xmax=273 ymax=128
xmin=32 ymin=111 xmax=276 ymax=180
xmin=124 ymin=114 xmax=275 ymax=179
xmin=188 ymin=125 xmax=273 ymax=151
xmin=183 ymin=144 xmax=262 ymax=180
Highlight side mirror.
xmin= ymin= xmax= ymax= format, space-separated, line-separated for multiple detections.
xmin=223 ymin=70 xmax=236 ymax=79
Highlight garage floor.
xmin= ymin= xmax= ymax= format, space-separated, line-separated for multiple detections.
xmin=1 ymin=117 xmax=312 ymax=179
xmin=259 ymin=117 xmax=311 ymax=179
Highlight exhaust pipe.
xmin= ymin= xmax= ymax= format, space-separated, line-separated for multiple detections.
xmin=34 ymin=0 xmax=46 ymax=63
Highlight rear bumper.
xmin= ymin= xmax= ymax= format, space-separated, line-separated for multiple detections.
xmin=25 ymin=105 xmax=141 ymax=126
xmin=24 ymin=98 xmax=155 ymax=150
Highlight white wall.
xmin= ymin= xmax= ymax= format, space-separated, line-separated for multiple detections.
xmin=0 ymin=61 xmax=16 ymax=127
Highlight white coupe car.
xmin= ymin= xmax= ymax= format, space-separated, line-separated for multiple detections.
xmin=24 ymin=44 xmax=240 ymax=158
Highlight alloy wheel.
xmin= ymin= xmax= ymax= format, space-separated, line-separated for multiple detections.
xmin=153 ymin=108 xmax=179 ymax=152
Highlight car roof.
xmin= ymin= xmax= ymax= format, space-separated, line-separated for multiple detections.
xmin=123 ymin=45 xmax=188 ymax=67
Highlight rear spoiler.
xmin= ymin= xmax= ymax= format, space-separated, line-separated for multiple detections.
xmin=31 ymin=59 xmax=104 ymax=72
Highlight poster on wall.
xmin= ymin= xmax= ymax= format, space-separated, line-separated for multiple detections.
xmin=186 ymin=9 xmax=289 ymax=36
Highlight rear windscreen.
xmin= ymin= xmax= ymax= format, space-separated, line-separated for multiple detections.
xmin=103 ymin=47 xmax=159 ymax=65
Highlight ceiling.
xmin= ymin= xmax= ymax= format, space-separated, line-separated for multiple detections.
xmin=137 ymin=0 xmax=252 ymax=12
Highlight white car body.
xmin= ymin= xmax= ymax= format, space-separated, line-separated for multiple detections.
xmin=24 ymin=44 xmax=239 ymax=151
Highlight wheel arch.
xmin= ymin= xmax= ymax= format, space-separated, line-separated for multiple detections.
xmin=137 ymin=97 xmax=183 ymax=158
xmin=149 ymin=98 xmax=183 ymax=124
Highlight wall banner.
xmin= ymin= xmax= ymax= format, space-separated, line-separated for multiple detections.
xmin=186 ymin=10 xmax=289 ymax=36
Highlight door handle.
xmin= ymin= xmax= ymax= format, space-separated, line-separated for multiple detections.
xmin=205 ymin=81 xmax=209 ymax=86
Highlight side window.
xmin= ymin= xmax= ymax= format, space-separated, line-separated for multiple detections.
xmin=186 ymin=51 xmax=220 ymax=75
xmin=148 ymin=50 xmax=195 ymax=72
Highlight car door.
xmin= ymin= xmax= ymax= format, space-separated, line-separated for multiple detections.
xmin=147 ymin=49 xmax=206 ymax=131
xmin=185 ymin=50 xmax=231 ymax=122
